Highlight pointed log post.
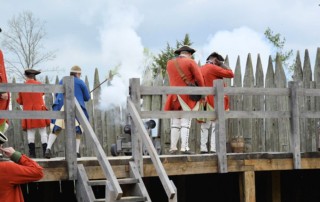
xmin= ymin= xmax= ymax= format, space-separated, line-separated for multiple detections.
xmin=275 ymin=54 xmax=289 ymax=152
xmin=63 ymin=76 xmax=77 ymax=180
xmin=254 ymin=54 xmax=264 ymax=152
xmin=265 ymin=56 xmax=277 ymax=152
xmin=231 ymin=56 xmax=243 ymax=143
xmin=314 ymin=48 xmax=320 ymax=150
xmin=303 ymin=50 xmax=315 ymax=151
xmin=243 ymin=53 xmax=254 ymax=152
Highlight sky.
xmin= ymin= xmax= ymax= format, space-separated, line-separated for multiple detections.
xmin=1 ymin=0 xmax=320 ymax=110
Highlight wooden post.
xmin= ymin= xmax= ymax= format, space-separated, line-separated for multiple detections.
xmin=271 ymin=171 xmax=281 ymax=202
xmin=240 ymin=171 xmax=256 ymax=202
xmin=63 ymin=76 xmax=77 ymax=180
xmin=214 ymin=79 xmax=227 ymax=173
xmin=289 ymin=81 xmax=301 ymax=169
xmin=129 ymin=78 xmax=143 ymax=176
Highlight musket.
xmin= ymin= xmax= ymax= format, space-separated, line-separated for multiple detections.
xmin=90 ymin=77 xmax=110 ymax=93
xmin=89 ymin=70 xmax=118 ymax=93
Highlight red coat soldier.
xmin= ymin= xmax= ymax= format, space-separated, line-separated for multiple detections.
xmin=199 ymin=52 xmax=234 ymax=153
xmin=16 ymin=69 xmax=50 ymax=158
xmin=164 ymin=45 xmax=204 ymax=154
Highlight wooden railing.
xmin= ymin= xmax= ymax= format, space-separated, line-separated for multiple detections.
xmin=1 ymin=76 xmax=124 ymax=200
xmin=130 ymin=78 xmax=320 ymax=173
xmin=0 ymin=77 xmax=78 ymax=179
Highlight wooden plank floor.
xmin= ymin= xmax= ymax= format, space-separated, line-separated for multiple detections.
xmin=36 ymin=152 xmax=320 ymax=182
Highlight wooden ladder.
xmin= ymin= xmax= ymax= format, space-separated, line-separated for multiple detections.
xmin=76 ymin=161 xmax=151 ymax=202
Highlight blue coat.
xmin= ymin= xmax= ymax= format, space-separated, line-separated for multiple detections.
xmin=52 ymin=77 xmax=90 ymax=134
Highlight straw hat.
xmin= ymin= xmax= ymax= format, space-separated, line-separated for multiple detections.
xmin=70 ymin=65 xmax=82 ymax=73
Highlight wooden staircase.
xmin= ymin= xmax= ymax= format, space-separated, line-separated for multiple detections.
xmin=74 ymin=97 xmax=176 ymax=202
xmin=76 ymin=161 xmax=151 ymax=202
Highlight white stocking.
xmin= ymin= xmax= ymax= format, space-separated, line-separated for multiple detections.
xmin=76 ymin=138 xmax=80 ymax=153
xmin=27 ymin=129 xmax=36 ymax=143
xmin=47 ymin=133 xmax=57 ymax=150
xmin=170 ymin=118 xmax=181 ymax=151
xmin=39 ymin=127 xmax=48 ymax=144
xmin=210 ymin=121 xmax=216 ymax=152
xmin=200 ymin=121 xmax=211 ymax=152
xmin=180 ymin=118 xmax=191 ymax=152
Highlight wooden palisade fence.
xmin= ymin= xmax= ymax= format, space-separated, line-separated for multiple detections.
xmin=2 ymin=48 xmax=320 ymax=158
xmin=0 ymin=47 xmax=319 ymax=202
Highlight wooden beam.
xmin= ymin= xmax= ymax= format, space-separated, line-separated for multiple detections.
xmin=36 ymin=155 xmax=320 ymax=181
xmin=63 ymin=76 xmax=77 ymax=180
xmin=272 ymin=171 xmax=281 ymax=202
xmin=289 ymin=81 xmax=301 ymax=169
xmin=75 ymin=99 xmax=123 ymax=200
xmin=214 ymin=80 xmax=228 ymax=173
xmin=129 ymin=78 xmax=143 ymax=175
xmin=241 ymin=171 xmax=256 ymax=202
xmin=76 ymin=164 xmax=96 ymax=202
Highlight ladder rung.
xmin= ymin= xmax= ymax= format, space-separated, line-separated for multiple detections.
xmin=94 ymin=196 xmax=147 ymax=202
xmin=88 ymin=178 xmax=139 ymax=186
xmin=118 ymin=178 xmax=139 ymax=184
xmin=88 ymin=180 xmax=106 ymax=186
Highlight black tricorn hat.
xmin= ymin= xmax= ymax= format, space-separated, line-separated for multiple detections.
xmin=174 ymin=45 xmax=196 ymax=55
xmin=206 ymin=52 xmax=224 ymax=61
xmin=25 ymin=69 xmax=41 ymax=76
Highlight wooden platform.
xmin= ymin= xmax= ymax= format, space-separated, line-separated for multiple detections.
xmin=37 ymin=152 xmax=320 ymax=182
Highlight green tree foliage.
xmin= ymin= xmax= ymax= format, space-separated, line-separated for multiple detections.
xmin=151 ymin=34 xmax=193 ymax=78
xmin=264 ymin=27 xmax=294 ymax=71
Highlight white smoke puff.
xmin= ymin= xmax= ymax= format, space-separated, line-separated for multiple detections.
xmin=97 ymin=2 xmax=145 ymax=111
xmin=199 ymin=26 xmax=272 ymax=75
xmin=99 ymin=75 xmax=128 ymax=111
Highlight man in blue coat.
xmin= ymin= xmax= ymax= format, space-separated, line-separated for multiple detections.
xmin=45 ymin=65 xmax=90 ymax=158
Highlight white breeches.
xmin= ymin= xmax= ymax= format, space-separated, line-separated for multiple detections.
xmin=200 ymin=121 xmax=216 ymax=152
xmin=27 ymin=127 xmax=48 ymax=144
xmin=170 ymin=118 xmax=191 ymax=151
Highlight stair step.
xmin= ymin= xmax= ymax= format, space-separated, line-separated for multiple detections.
xmin=94 ymin=196 xmax=147 ymax=202
xmin=88 ymin=178 xmax=139 ymax=186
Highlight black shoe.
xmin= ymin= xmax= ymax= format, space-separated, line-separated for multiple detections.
xmin=181 ymin=150 xmax=194 ymax=155
xmin=29 ymin=154 xmax=36 ymax=158
xmin=209 ymin=151 xmax=216 ymax=154
xmin=169 ymin=150 xmax=178 ymax=155
xmin=28 ymin=143 xmax=36 ymax=158
xmin=77 ymin=153 xmax=81 ymax=158
xmin=200 ymin=151 xmax=208 ymax=154
xmin=45 ymin=149 xmax=52 ymax=159
xmin=42 ymin=143 xmax=47 ymax=157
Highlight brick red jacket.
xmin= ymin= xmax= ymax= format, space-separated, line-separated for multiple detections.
xmin=200 ymin=63 xmax=234 ymax=110
xmin=16 ymin=79 xmax=50 ymax=130
xmin=164 ymin=56 xmax=204 ymax=111
xmin=0 ymin=153 xmax=43 ymax=202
